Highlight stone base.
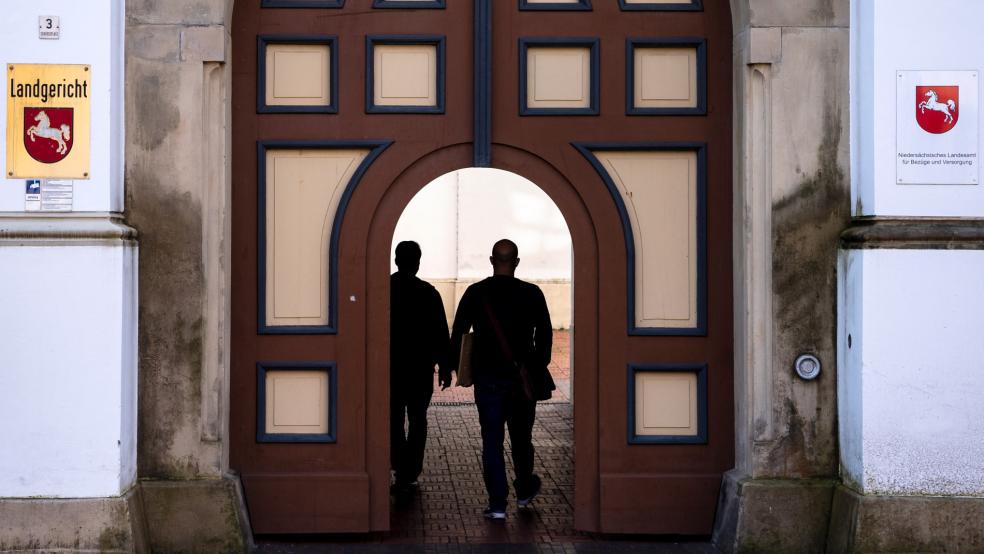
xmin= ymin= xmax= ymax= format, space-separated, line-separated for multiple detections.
xmin=0 ymin=476 xmax=249 ymax=552
xmin=827 ymin=485 xmax=984 ymax=552
xmin=138 ymin=476 xmax=249 ymax=553
xmin=0 ymin=489 xmax=146 ymax=552
xmin=712 ymin=470 xmax=837 ymax=553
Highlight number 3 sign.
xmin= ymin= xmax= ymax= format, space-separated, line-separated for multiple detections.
xmin=38 ymin=16 xmax=60 ymax=40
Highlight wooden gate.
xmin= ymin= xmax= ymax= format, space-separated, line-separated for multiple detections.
xmin=231 ymin=0 xmax=732 ymax=535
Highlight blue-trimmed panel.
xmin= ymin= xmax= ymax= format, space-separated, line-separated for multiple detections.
xmin=519 ymin=37 xmax=600 ymax=116
xmin=474 ymin=0 xmax=492 ymax=166
xmin=618 ymin=0 xmax=702 ymax=11
xmin=365 ymin=35 xmax=446 ymax=114
xmin=627 ymin=364 xmax=708 ymax=445
xmin=262 ymin=0 xmax=344 ymax=8
xmin=572 ymin=142 xmax=708 ymax=336
xmin=257 ymin=361 xmax=338 ymax=443
xmin=257 ymin=35 xmax=339 ymax=114
xmin=626 ymin=38 xmax=707 ymax=116
xmin=257 ymin=140 xmax=392 ymax=334
xmin=519 ymin=0 xmax=592 ymax=11
xmin=373 ymin=0 xmax=445 ymax=7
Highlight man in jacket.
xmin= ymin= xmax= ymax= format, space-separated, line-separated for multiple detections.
xmin=445 ymin=239 xmax=552 ymax=519
xmin=391 ymin=241 xmax=449 ymax=494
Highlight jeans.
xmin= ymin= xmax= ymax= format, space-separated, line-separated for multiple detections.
xmin=390 ymin=378 xmax=433 ymax=485
xmin=474 ymin=380 xmax=537 ymax=511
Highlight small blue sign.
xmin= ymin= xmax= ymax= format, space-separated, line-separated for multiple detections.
xmin=26 ymin=180 xmax=41 ymax=194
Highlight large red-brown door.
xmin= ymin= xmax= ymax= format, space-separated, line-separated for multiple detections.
xmin=231 ymin=0 xmax=732 ymax=535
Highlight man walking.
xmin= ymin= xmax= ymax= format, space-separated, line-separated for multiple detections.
xmin=445 ymin=239 xmax=553 ymax=519
xmin=390 ymin=241 xmax=449 ymax=495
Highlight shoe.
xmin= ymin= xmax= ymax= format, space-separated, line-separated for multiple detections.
xmin=389 ymin=480 xmax=416 ymax=496
xmin=483 ymin=507 xmax=506 ymax=520
xmin=516 ymin=474 xmax=542 ymax=508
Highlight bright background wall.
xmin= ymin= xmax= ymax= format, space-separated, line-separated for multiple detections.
xmin=392 ymin=168 xmax=573 ymax=328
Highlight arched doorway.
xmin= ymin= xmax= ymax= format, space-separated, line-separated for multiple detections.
xmin=230 ymin=1 xmax=732 ymax=536
xmin=387 ymin=166 xmax=575 ymax=540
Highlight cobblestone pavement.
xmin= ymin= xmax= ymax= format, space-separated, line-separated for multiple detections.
xmin=257 ymin=331 xmax=717 ymax=552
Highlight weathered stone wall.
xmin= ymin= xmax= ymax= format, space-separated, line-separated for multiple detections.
xmin=733 ymin=0 xmax=850 ymax=480
xmin=126 ymin=0 xmax=230 ymax=480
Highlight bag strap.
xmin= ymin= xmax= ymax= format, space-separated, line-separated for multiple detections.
xmin=481 ymin=296 xmax=516 ymax=365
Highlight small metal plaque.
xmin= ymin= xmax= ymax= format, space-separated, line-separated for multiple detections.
xmin=39 ymin=16 xmax=60 ymax=40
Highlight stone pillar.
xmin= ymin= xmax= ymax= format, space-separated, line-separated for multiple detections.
xmin=124 ymin=0 xmax=248 ymax=550
xmin=715 ymin=1 xmax=850 ymax=551
xmin=831 ymin=1 xmax=984 ymax=551
xmin=0 ymin=1 xmax=143 ymax=550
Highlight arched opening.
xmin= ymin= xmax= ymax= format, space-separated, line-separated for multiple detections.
xmin=387 ymin=167 xmax=576 ymax=541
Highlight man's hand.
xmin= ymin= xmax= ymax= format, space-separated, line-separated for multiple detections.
xmin=439 ymin=369 xmax=453 ymax=391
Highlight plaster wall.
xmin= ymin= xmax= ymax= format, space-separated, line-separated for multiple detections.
xmin=839 ymin=249 xmax=984 ymax=496
xmin=0 ymin=0 xmax=124 ymax=213
xmin=0 ymin=242 xmax=137 ymax=497
xmin=853 ymin=0 xmax=984 ymax=217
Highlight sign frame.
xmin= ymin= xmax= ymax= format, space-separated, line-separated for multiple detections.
xmin=6 ymin=63 xmax=91 ymax=180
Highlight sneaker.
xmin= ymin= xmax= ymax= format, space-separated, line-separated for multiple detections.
xmin=516 ymin=475 xmax=542 ymax=508
xmin=389 ymin=480 xmax=417 ymax=496
xmin=483 ymin=507 xmax=506 ymax=520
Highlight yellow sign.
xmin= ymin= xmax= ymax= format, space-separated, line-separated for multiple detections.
xmin=6 ymin=64 xmax=90 ymax=179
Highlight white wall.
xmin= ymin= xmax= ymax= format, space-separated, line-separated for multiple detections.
xmin=839 ymin=249 xmax=984 ymax=495
xmin=391 ymin=168 xmax=572 ymax=281
xmin=852 ymin=0 xmax=984 ymax=217
xmin=0 ymin=243 xmax=137 ymax=497
xmin=0 ymin=0 xmax=124 ymax=213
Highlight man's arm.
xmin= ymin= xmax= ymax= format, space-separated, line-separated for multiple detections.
xmin=532 ymin=287 xmax=552 ymax=369
xmin=429 ymin=286 xmax=450 ymax=375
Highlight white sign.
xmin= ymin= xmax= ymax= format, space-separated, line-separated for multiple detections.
xmin=38 ymin=16 xmax=60 ymax=40
xmin=897 ymin=70 xmax=979 ymax=185
xmin=24 ymin=180 xmax=41 ymax=211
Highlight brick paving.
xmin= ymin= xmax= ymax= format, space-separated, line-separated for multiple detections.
xmin=256 ymin=331 xmax=717 ymax=552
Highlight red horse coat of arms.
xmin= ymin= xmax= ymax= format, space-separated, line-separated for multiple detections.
xmin=23 ymin=107 xmax=74 ymax=163
xmin=916 ymin=85 xmax=958 ymax=134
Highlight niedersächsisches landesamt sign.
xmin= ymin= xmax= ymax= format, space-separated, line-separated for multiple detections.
xmin=897 ymin=70 xmax=979 ymax=185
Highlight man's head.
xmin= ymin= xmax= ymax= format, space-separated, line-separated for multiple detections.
xmin=490 ymin=239 xmax=520 ymax=276
xmin=395 ymin=241 xmax=421 ymax=276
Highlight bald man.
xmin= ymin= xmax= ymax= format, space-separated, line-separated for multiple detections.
xmin=446 ymin=239 xmax=553 ymax=519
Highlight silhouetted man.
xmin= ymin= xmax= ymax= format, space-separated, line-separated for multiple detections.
xmin=391 ymin=241 xmax=449 ymax=494
xmin=445 ymin=239 xmax=552 ymax=519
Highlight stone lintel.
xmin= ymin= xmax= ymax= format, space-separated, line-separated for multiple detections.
xmin=841 ymin=217 xmax=984 ymax=250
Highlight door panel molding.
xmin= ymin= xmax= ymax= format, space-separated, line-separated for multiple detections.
xmin=573 ymin=142 xmax=708 ymax=336
xmin=257 ymin=140 xmax=391 ymax=334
